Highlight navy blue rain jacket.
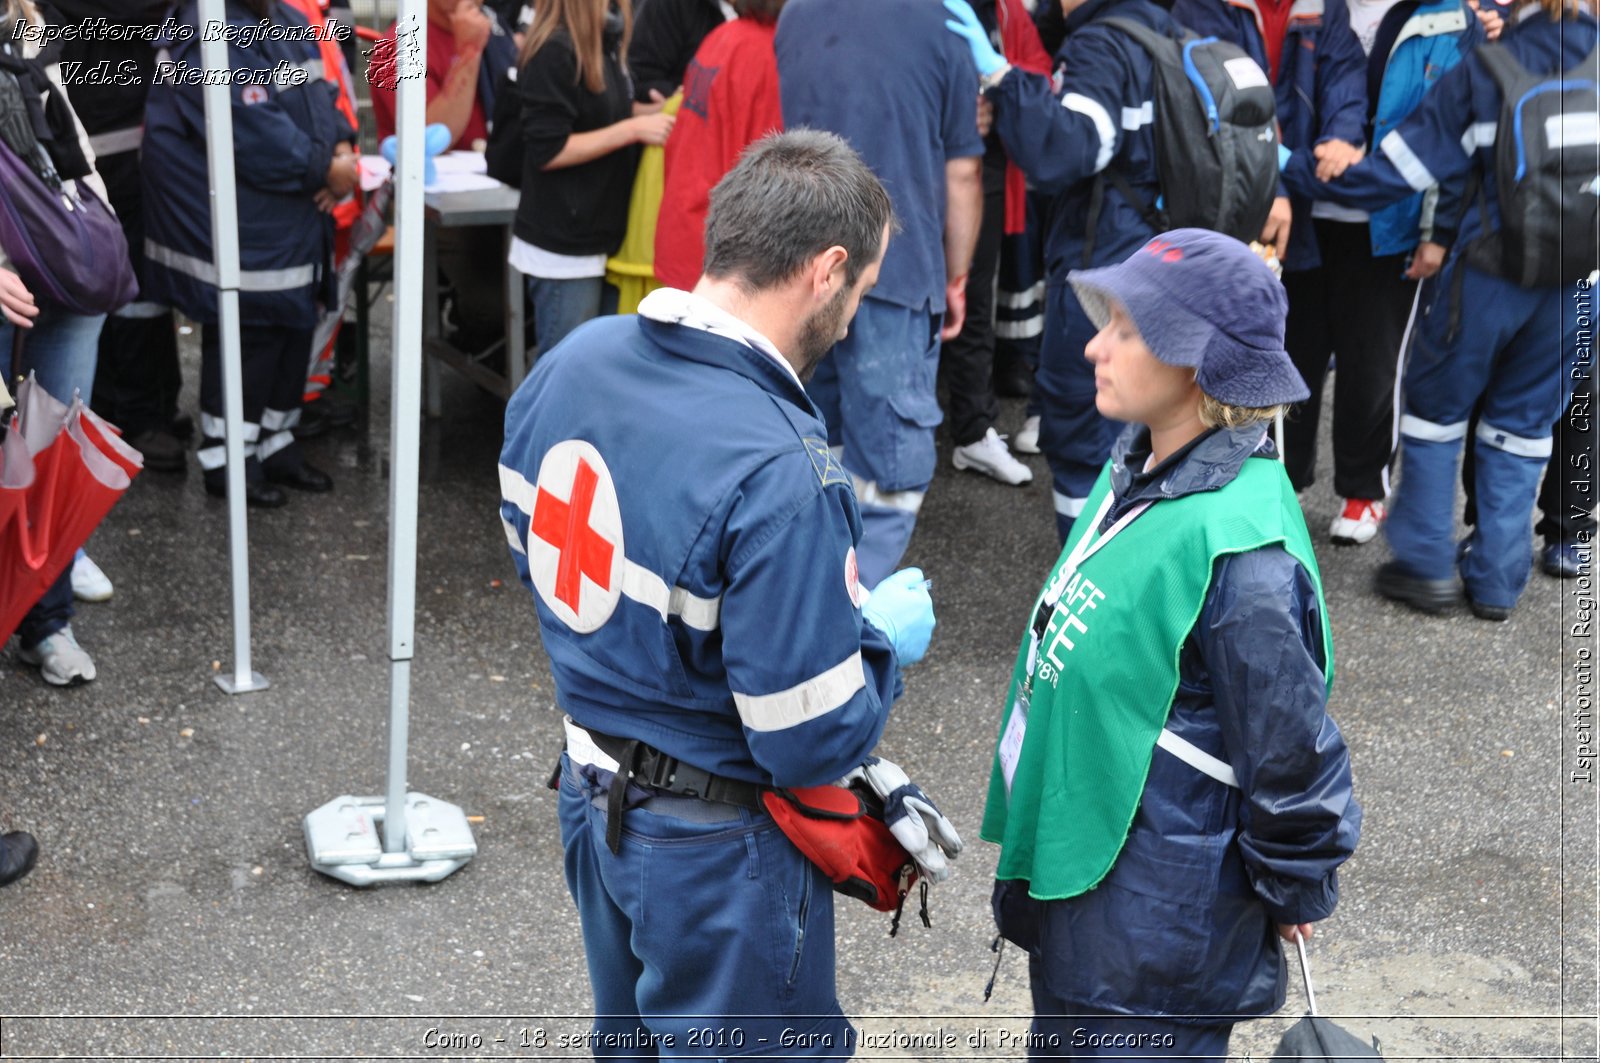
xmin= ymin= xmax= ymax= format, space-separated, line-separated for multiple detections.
xmin=990 ymin=0 xmax=1171 ymax=282
xmin=1170 ymin=0 xmax=1368 ymax=270
xmin=994 ymin=424 xmax=1362 ymax=1019
xmin=140 ymin=0 xmax=355 ymax=328
xmin=1282 ymin=8 xmax=1598 ymax=258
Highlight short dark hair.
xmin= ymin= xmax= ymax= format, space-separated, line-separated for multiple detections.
xmin=732 ymin=0 xmax=787 ymax=20
xmin=701 ymin=129 xmax=896 ymax=294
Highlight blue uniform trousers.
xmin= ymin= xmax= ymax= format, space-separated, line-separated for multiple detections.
xmin=1028 ymin=955 xmax=1234 ymax=1062
xmin=1388 ymin=260 xmax=1586 ymax=608
xmin=1038 ymin=283 xmax=1123 ymax=543
xmin=808 ymin=297 xmax=942 ymax=587
xmin=558 ymin=756 xmax=854 ymax=1061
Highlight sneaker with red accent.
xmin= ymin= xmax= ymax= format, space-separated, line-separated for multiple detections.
xmin=1329 ymin=498 xmax=1385 ymax=546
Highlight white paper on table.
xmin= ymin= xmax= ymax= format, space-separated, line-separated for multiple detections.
xmin=425 ymin=172 xmax=502 ymax=193
xmin=432 ymin=151 xmax=489 ymax=175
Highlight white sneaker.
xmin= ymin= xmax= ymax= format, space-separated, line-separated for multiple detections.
xmin=1013 ymin=415 xmax=1041 ymax=455
xmin=18 ymin=625 xmax=97 ymax=686
xmin=71 ymin=549 xmax=113 ymax=603
xmin=1329 ymin=498 xmax=1385 ymax=545
xmin=952 ymin=427 xmax=1034 ymax=485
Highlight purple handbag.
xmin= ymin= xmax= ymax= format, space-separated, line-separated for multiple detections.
xmin=0 ymin=137 xmax=137 ymax=316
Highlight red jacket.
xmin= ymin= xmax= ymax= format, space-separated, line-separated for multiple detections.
xmin=654 ymin=18 xmax=783 ymax=291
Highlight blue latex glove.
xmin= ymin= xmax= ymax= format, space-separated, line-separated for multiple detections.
xmin=380 ymin=122 xmax=453 ymax=186
xmin=943 ymin=0 xmax=1007 ymax=78
xmin=862 ymin=566 xmax=936 ymax=666
xmin=1278 ymin=144 xmax=1292 ymax=171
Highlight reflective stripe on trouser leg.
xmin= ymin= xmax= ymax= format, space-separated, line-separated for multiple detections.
xmin=1039 ymin=284 xmax=1121 ymax=544
xmin=1383 ymin=433 xmax=1465 ymax=581
xmin=197 ymin=413 xmax=260 ymax=472
xmin=852 ymin=476 xmax=924 ymax=590
xmin=1460 ymin=429 xmax=1549 ymax=608
xmin=1053 ymin=489 xmax=1086 ymax=546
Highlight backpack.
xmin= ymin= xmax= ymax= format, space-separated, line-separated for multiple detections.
xmin=1081 ymin=19 xmax=1280 ymax=264
xmin=1082 ymin=17 xmax=1280 ymax=265
xmin=1463 ymin=41 xmax=1600 ymax=287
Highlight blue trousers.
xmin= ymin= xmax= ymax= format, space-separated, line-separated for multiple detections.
xmin=527 ymin=275 xmax=619 ymax=357
xmin=1037 ymin=283 xmax=1122 ymax=543
xmin=558 ymin=755 xmax=854 ymax=1061
xmin=1 ymin=307 xmax=106 ymax=646
xmin=1028 ymin=957 xmax=1234 ymax=1063
xmin=1388 ymin=260 xmax=1585 ymax=608
xmin=808 ymin=296 xmax=941 ymax=587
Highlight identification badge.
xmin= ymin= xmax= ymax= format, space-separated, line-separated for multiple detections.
xmin=998 ymin=689 xmax=1030 ymax=794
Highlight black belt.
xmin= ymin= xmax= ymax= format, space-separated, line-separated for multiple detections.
xmin=576 ymin=726 xmax=767 ymax=854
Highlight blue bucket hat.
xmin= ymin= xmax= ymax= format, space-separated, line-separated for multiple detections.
xmin=1067 ymin=229 xmax=1309 ymax=407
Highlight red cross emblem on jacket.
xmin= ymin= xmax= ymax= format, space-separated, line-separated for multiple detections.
xmin=527 ymin=440 xmax=625 ymax=632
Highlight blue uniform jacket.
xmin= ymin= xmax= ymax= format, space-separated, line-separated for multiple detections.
xmin=990 ymin=0 xmax=1171 ymax=282
xmin=1364 ymin=0 xmax=1483 ymax=256
xmin=140 ymin=0 xmax=354 ymax=327
xmin=499 ymin=311 xmax=901 ymax=789
xmin=995 ymin=425 xmax=1361 ymax=1019
xmin=1170 ymin=0 xmax=1368 ymax=270
xmin=1283 ymin=8 xmax=1598 ymax=260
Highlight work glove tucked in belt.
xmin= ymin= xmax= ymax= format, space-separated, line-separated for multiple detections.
xmin=839 ymin=756 xmax=963 ymax=883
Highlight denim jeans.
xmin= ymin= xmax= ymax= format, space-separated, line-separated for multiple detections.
xmin=1 ymin=305 xmax=107 ymax=646
xmin=527 ymin=275 xmax=617 ymax=357
xmin=557 ymin=754 xmax=853 ymax=1060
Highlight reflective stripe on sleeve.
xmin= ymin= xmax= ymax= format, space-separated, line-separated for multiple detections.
xmin=1062 ymin=92 xmax=1117 ymax=173
xmin=503 ymin=514 xmax=525 ymax=555
xmin=1459 ymin=121 xmax=1497 ymax=155
xmin=1399 ymin=414 xmax=1468 ymax=442
xmin=1476 ymin=419 xmax=1553 ymax=458
xmin=619 ymin=560 xmax=721 ymax=632
xmin=995 ymin=316 xmax=1044 ymax=340
xmin=996 ymin=282 xmax=1045 ymax=309
xmin=1121 ymin=101 xmax=1154 ymax=131
xmin=1379 ymin=130 xmax=1439 ymax=192
xmin=732 ymin=651 xmax=866 ymax=733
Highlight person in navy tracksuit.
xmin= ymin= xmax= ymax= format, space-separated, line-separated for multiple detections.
xmin=500 ymin=131 xmax=950 ymax=1059
xmin=142 ymin=0 xmax=356 ymax=508
xmin=1170 ymin=0 xmax=1371 ymax=272
xmin=1280 ymin=0 xmax=1485 ymax=547
xmin=948 ymin=0 xmax=1189 ymax=541
xmin=1281 ymin=0 xmax=1597 ymax=619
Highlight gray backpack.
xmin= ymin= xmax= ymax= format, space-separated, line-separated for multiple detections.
xmin=1465 ymin=41 xmax=1600 ymax=287
xmin=1082 ymin=17 xmax=1280 ymax=264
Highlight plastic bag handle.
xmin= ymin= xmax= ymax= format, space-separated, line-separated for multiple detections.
xmin=1293 ymin=930 xmax=1319 ymax=1017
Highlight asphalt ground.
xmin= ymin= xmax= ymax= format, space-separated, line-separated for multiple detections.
xmin=0 ymin=311 xmax=1595 ymax=1061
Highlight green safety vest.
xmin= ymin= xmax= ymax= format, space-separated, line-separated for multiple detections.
xmin=980 ymin=454 xmax=1333 ymax=900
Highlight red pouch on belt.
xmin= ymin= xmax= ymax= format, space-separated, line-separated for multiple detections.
xmin=762 ymin=784 xmax=916 ymax=913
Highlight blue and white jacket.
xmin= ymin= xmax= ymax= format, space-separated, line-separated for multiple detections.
xmin=1365 ymin=0 xmax=1485 ymax=255
xmin=1282 ymin=5 xmax=1598 ymax=260
xmin=989 ymin=0 xmax=1172 ymax=281
xmin=1170 ymin=0 xmax=1369 ymax=269
xmin=499 ymin=291 xmax=901 ymax=788
xmin=140 ymin=0 xmax=354 ymax=328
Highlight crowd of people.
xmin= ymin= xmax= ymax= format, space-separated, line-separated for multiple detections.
xmin=1 ymin=0 xmax=1594 ymax=1056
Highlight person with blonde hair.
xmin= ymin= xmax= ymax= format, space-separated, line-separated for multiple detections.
xmin=984 ymin=229 xmax=1361 ymax=1059
xmin=509 ymin=0 xmax=673 ymax=354
xmin=1282 ymin=0 xmax=1597 ymax=620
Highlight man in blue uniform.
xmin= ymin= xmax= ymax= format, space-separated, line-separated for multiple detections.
xmin=776 ymin=0 xmax=985 ymax=587
xmin=500 ymin=131 xmax=953 ymax=1059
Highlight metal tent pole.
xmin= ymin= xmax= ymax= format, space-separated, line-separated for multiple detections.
xmin=199 ymin=0 xmax=267 ymax=696
xmin=305 ymin=0 xmax=474 ymax=885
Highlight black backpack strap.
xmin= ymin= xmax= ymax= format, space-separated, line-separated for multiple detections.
xmin=1098 ymin=15 xmax=1186 ymax=54
xmin=1470 ymin=42 xmax=1525 ymax=97
xmin=1082 ymin=175 xmax=1107 ymax=267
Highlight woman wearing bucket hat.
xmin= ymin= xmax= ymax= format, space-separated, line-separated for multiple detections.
xmin=982 ymin=230 xmax=1362 ymax=1059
